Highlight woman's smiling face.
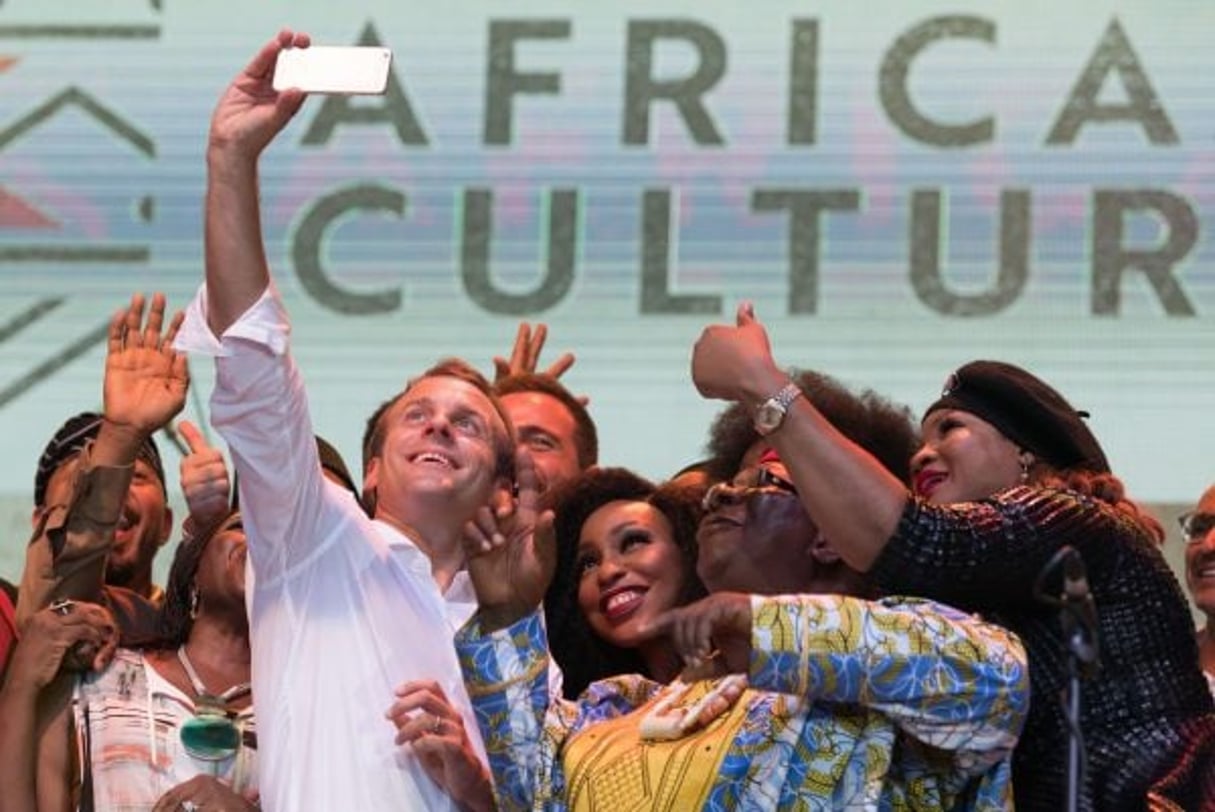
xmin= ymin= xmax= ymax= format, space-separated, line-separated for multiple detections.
xmin=912 ymin=409 xmax=1025 ymax=504
xmin=575 ymin=500 xmax=686 ymax=650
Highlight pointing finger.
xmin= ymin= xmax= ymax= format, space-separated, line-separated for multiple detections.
xmin=177 ymin=420 xmax=211 ymax=454
xmin=735 ymin=300 xmax=756 ymax=326
xmin=513 ymin=448 xmax=540 ymax=514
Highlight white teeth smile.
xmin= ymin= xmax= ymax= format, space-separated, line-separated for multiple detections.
xmin=415 ymin=452 xmax=454 ymax=467
xmin=605 ymin=590 xmax=642 ymax=612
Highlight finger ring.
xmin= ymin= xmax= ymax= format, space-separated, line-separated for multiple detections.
xmin=180 ymin=802 xmax=200 ymax=812
xmin=50 ymin=599 xmax=74 ymax=616
xmin=431 ymin=714 xmax=443 ymax=734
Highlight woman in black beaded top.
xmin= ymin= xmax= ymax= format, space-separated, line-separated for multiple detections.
xmin=689 ymin=302 xmax=1214 ymax=812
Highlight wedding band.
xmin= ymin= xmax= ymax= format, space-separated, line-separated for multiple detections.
xmin=180 ymin=802 xmax=200 ymax=812
xmin=430 ymin=714 xmax=443 ymax=734
xmin=50 ymin=599 xmax=74 ymax=616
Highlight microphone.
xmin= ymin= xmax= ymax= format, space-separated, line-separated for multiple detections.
xmin=1061 ymin=547 xmax=1101 ymax=675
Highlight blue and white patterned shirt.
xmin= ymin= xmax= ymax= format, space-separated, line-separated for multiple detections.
xmin=458 ymin=594 xmax=1029 ymax=811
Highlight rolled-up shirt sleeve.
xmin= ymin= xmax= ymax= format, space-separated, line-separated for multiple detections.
xmin=176 ymin=283 xmax=341 ymax=583
xmin=15 ymin=450 xmax=133 ymax=626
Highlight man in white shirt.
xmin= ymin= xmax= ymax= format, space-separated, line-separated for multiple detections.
xmin=176 ymin=30 xmax=507 ymax=811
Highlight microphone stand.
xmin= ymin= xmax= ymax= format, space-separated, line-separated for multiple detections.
xmin=1064 ymin=621 xmax=1084 ymax=812
xmin=1034 ymin=545 xmax=1100 ymax=812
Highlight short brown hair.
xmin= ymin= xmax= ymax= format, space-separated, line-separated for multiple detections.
xmin=494 ymin=373 xmax=598 ymax=469
xmin=362 ymin=358 xmax=516 ymax=483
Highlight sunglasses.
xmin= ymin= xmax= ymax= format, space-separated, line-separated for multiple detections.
xmin=1179 ymin=511 xmax=1215 ymax=544
xmin=703 ymin=467 xmax=799 ymax=512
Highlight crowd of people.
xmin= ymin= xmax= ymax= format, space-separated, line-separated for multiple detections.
xmin=1 ymin=28 xmax=1214 ymax=811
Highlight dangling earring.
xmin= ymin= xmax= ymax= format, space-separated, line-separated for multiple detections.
xmin=188 ymin=585 xmax=200 ymax=620
xmin=1019 ymin=456 xmax=1031 ymax=484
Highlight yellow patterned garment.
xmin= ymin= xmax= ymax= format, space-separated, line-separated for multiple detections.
xmin=563 ymin=679 xmax=756 ymax=810
xmin=456 ymin=595 xmax=1029 ymax=811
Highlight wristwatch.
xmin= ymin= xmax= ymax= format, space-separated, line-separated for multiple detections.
xmin=754 ymin=382 xmax=803 ymax=436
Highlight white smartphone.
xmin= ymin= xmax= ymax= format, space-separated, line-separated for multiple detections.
xmin=272 ymin=46 xmax=393 ymax=95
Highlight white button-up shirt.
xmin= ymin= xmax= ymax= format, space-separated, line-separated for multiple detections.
xmin=177 ymin=286 xmax=484 ymax=812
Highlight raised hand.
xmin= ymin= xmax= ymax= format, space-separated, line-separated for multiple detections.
xmin=152 ymin=775 xmax=258 ymax=812
xmin=179 ymin=420 xmax=232 ymax=532
xmin=462 ymin=449 xmax=556 ymax=632
xmin=492 ymin=322 xmax=576 ymax=382
xmin=690 ymin=301 xmax=782 ymax=402
xmin=103 ymin=292 xmax=189 ymax=437
xmin=208 ymin=29 xmax=310 ymax=162
xmin=639 ymin=592 xmax=753 ymax=681
xmin=385 ymin=680 xmax=494 ymax=812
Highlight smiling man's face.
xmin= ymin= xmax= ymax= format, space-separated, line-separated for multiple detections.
xmin=1185 ymin=486 xmax=1215 ymax=617
xmin=36 ymin=453 xmax=171 ymax=593
xmin=364 ymin=375 xmax=512 ymax=523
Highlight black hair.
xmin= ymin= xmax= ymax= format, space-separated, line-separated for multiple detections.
xmin=35 ymin=411 xmax=166 ymax=507
xmin=705 ymin=368 xmax=917 ymax=482
xmin=542 ymin=468 xmax=706 ymax=699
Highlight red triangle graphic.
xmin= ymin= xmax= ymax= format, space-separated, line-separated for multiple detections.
xmin=0 ymin=186 xmax=59 ymax=228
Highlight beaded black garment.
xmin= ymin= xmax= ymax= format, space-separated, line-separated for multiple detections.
xmin=870 ymin=486 xmax=1214 ymax=812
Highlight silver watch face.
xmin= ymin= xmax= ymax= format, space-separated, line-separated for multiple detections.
xmin=755 ymin=402 xmax=783 ymax=433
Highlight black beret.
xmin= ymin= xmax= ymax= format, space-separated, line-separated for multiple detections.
xmin=34 ymin=411 xmax=167 ymax=507
xmin=924 ymin=360 xmax=1110 ymax=474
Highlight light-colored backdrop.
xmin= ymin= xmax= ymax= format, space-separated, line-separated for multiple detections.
xmin=1 ymin=1 xmax=1211 ymax=626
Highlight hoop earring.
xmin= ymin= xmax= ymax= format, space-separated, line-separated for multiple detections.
xmin=189 ymin=585 xmax=200 ymax=620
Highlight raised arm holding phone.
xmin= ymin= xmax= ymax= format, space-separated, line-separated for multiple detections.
xmin=174 ymin=30 xmax=501 ymax=811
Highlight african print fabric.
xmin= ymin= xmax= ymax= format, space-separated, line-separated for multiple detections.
xmin=457 ymin=594 xmax=1028 ymax=811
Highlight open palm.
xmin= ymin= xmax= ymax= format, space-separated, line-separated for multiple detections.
xmin=103 ymin=293 xmax=188 ymax=435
